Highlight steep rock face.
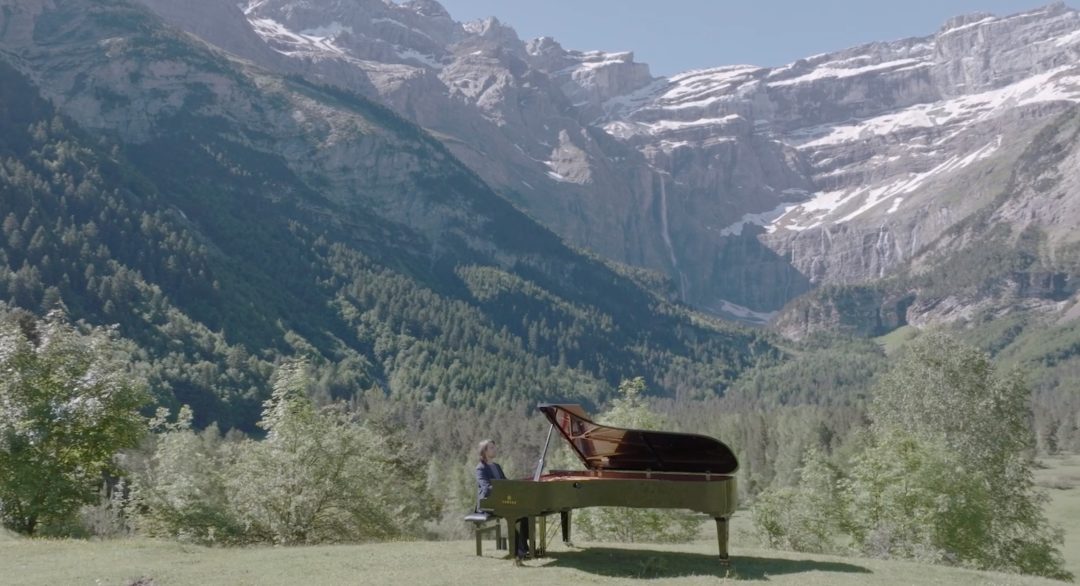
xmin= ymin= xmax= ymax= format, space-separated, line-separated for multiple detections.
xmin=772 ymin=286 xmax=916 ymax=340
xmin=774 ymin=104 xmax=1080 ymax=339
xmin=131 ymin=0 xmax=1080 ymax=325
xmin=525 ymin=36 xmax=653 ymax=122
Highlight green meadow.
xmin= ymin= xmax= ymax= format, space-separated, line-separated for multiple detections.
xmin=0 ymin=533 xmax=1067 ymax=585
xmin=1036 ymin=454 xmax=1080 ymax=581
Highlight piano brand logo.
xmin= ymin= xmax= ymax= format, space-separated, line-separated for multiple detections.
xmin=501 ymin=495 xmax=518 ymax=505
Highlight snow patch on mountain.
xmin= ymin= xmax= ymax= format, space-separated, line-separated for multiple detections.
xmin=719 ymin=202 xmax=798 ymax=236
xmin=768 ymin=58 xmax=928 ymax=87
xmin=795 ymin=67 xmax=1080 ymax=148
xmin=653 ymin=67 xmax=760 ymax=110
xmin=711 ymin=299 xmax=777 ymax=325
xmin=775 ymin=135 xmax=1004 ymax=231
xmin=371 ymin=17 xmax=434 ymax=41
xmin=1053 ymin=28 xmax=1080 ymax=46
xmin=558 ymin=51 xmax=635 ymax=74
xmin=300 ymin=22 xmax=353 ymax=38
xmin=940 ymin=16 xmax=998 ymax=35
xmin=603 ymin=115 xmax=744 ymax=139
xmin=249 ymin=17 xmax=346 ymax=56
xmin=396 ymin=47 xmax=442 ymax=68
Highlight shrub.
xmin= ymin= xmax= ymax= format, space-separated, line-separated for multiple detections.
xmin=752 ymin=334 xmax=1071 ymax=580
xmin=131 ymin=360 xmax=436 ymax=544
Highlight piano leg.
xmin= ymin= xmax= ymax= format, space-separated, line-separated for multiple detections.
xmin=506 ymin=520 xmax=518 ymax=561
xmin=715 ymin=517 xmax=730 ymax=564
xmin=528 ymin=516 xmax=538 ymax=558
xmin=561 ymin=510 xmax=572 ymax=545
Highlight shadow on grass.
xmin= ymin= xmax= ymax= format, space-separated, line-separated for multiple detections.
xmin=545 ymin=548 xmax=871 ymax=580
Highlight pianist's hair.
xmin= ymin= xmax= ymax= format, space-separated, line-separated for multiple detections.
xmin=478 ymin=439 xmax=495 ymax=463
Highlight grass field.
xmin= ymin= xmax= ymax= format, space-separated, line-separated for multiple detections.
xmin=1035 ymin=454 xmax=1080 ymax=580
xmin=0 ymin=535 xmax=1070 ymax=585
xmin=876 ymin=324 xmax=920 ymax=355
xmin=3 ymin=456 xmax=1080 ymax=585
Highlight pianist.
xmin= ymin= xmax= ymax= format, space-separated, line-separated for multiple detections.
xmin=475 ymin=439 xmax=529 ymax=559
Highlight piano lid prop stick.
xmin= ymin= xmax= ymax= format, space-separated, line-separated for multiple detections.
xmin=533 ymin=423 xmax=555 ymax=481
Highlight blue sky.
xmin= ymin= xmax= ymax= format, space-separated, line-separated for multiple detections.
xmin=435 ymin=1 xmax=1072 ymax=75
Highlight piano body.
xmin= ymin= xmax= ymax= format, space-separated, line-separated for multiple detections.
xmin=478 ymin=404 xmax=738 ymax=561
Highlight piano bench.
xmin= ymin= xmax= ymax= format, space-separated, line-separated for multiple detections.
xmin=465 ymin=513 xmax=507 ymax=556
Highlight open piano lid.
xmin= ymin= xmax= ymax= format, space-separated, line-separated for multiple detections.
xmin=539 ymin=404 xmax=738 ymax=474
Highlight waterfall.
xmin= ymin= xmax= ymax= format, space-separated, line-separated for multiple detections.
xmin=658 ymin=173 xmax=688 ymax=300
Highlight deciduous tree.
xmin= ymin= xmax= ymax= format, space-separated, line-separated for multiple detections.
xmin=0 ymin=308 xmax=148 ymax=535
xmin=131 ymin=359 xmax=436 ymax=544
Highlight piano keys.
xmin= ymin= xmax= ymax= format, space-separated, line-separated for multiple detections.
xmin=478 ymin=403 xmax=738 ymax=562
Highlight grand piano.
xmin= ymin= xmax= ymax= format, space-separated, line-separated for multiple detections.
xmin=478 ymin=403 xmax=738 ymax=562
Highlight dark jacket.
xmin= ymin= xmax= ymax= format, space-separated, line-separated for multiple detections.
xmin=475 ymin=461 xmax=506 ymax=511
xmin=475 ymin=460 xmax=529 ymax=556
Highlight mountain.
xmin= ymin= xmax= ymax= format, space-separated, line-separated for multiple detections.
xmin=0 ymin=0 xmax=774 ymax=429
xmin=130 ymin=0 xmax=1080 ymax=329
xmin=4 ymin=0 xmax=1080 ymax=425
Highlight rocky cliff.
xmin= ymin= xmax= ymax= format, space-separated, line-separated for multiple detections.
xmin=774 ymin=103 xmax=1080 ymax=339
